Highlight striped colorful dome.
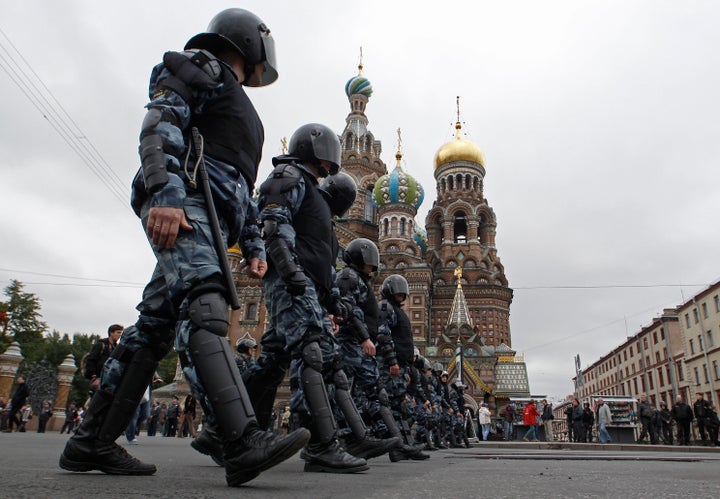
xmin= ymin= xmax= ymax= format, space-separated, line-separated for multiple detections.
xmin=345 ymin=75 xmax=373 ymax=98
xmin=373 ymin=165 xmax=424 ymax=209
xmin=413 ymin=222 xmax=428 ymax=255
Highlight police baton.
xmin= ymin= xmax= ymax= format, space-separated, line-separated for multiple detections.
xmin=190 ymin=127 xmax=240 ymax=310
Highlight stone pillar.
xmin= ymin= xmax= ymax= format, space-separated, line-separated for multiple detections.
xmin=50 ymin=354 xmax=76 ymax=431
xmin=0 ymin=341 xmax=23 ymax=400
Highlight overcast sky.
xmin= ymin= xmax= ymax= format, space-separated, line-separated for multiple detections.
xmin=2 ymin=1 xmax=719 ymax=400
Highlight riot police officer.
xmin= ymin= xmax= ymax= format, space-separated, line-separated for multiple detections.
xmin=244 ymin=123 xmax=369 ymax=473
xmin=59 ymin=8 xmax=309 ymax=487
xmin=235 ymin=338 xmax=258 ymax=375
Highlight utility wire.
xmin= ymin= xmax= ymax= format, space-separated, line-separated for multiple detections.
xmin=0 ymin=28 xmax=131 ymax=210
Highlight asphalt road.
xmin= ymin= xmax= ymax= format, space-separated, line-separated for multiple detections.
xmin=1 ymin=433 xmax=719 ymax=498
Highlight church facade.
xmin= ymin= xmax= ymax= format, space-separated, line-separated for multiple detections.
xmin=228 ymin=65 xmax=530 ymax=413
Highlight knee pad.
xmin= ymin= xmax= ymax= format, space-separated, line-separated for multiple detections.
xmin=379 ymin=388 xmax=390 ymax=407
xmin=332 ymin=369 xmax=350 ymax=391
xmin=187 ymin=288 xmax=229 ymax=336
xmin=301 ymin=342 xmax=324 ymax=372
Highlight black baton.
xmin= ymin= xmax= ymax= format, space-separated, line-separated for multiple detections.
xmin=190 ymin=127 xmax=240 ymax=310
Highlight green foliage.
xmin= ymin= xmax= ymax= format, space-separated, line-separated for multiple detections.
xmin=1 ymin=280 xmax=48 ymax=360
xmin=157 ymin=349 xmax=179 ymax=387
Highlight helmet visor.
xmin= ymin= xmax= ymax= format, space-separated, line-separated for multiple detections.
xmin=247 ymin=30 xmax=278 ymax=87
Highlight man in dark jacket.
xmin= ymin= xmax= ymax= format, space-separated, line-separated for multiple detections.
xmin=637 ymin=394 xmax=656 ymax=444
xmin=659 ymin=401 xmax=674 ymax=445
xmin=3 ymin=376 xmax=29 ymax=432
xmin=83 ymin=324 xmax=123 ymax=393
xmin=693 ymin=393 xmax=712 ymax=445
xmin=671 ymin=395 xmax=693 ymax=446
xmin=571 ymin=399 xmax=584 ymax=442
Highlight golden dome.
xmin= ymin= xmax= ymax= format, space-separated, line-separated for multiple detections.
xmin=433 ymin=121 xmax=485 ymax=169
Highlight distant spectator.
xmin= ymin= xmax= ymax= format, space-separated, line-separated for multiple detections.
xmin=83 ymin=324 xmax=122 ymax=394
xmin=147 ymin=401 xmax=161 ymax=436
xmin=671 ymin=395 xmax=693 ymax=446
xmin=60 ymin=401 xmax=77 ymax=434
xmin=706 ymin=405 xmax=720 ymax=447
xmin=165 ymin=396 xmax=180 ymax=437
xmin=541 ymin=399 xmax=554 ymax=442
xmin=37 ymin=401 xmax=53 ymax=433
xmin=571 ymin=399 xmax=584 ymax=442
xmin=477 ymin=403 xmax=492 ymax=441
xmin=582 ymin=402 xmax=595 ymax=442
xmin=693 ymin=393 xmax=712 ymax=446
xmin=595 ymin=398 xmax=612 ymax=444
xmin=658 ymin=401 xmax=673 ymax=445
xmin=179 ymin=394 xmax=197 ymax=438
xmin=522 ymin=399 xmax=541 ymax=442
xmin=3 ymin=376 xmax=29 ymax=432
xmin=19 ymin=404 xmax=32 ymax=432
xmin=502 ymin=403 xmax=516 ymax=441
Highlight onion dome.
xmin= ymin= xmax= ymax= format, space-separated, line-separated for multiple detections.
xmin=433 ymin=121 xmax=485 ymax=169
xmin=373 ymin=149 xmax=424 ymax=209
xmin=345 ymin=74 xmax=373 ymax=98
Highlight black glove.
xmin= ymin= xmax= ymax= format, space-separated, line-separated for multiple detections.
xmin=284 ymin=269 xmax=306 ymax=296
xmin=328 ymin=299 xmax=350 ymax=322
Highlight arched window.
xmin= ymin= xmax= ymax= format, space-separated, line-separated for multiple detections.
xmin=383 ymin=218 xmax=389 ymax=236
xmin=456 ymin=174 xmax=463 ymax=189
xmin=364 ymin=187 xmax=375 ymax=222
xmin=400 ymin=218 xmax=406 ymax=235
xmin=246 ymin=303 xmax=257 ymax=321
xmin=465 ymin=174 xmax=471 ymax=190
xmin=454 ymin=211 xmax=467 ymax=243
xmin=448 ymin=176 xmax=454 ymax=190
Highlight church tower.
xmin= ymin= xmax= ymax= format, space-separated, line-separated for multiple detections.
xmin=373 ymin=132 xmax=432 ymax=344
xmin=334 ymin=58 xmax=387 ymax=248
xmin=425 ymin=100 xmax=514 ymax=356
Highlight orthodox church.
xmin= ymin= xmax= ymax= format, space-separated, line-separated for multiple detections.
xmin=228 ymin=63 xmax=530 ymax=413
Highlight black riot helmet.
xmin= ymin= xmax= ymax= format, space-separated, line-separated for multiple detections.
xmin=343 ymin=238 xmax=380 ymax=272
xmin=288 ymin=123 xmax=341 ymax=176
xmin=381 ymin=274 xmax=409 ymax=300
xmin=185 ymin=8 xmax=278 ymax=87
xmin=319 ymin=172 xmax=357 ymax=218
xmin=235 ymin=337 xmax=257 ymax=354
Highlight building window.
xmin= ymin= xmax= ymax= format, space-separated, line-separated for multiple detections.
xmin=707 ymin=330 xmax=715 ymax=347
xmin=653 ymin=331 xmax=658 ymax=344
xmin=703 ymin=364 xmax=710 ymax=384
xmin=624 ymin=351 xmax=627 ymax=361
xmin=648 ymin=373 xmax=654 ymax=390
xmin=698 ymin=335 xmax=704 ymax=352
xmin=693 ymin=308 xmax=699 ymax=324
xmin=694 ymin=367 xmax=700 ymax=386
xmin=678 ymin=361 xmax=684 ymax=381
xmin=713 ymin=360 xmax=719 ymax=381
xmin=655 ymin=352 xmax=660 ymax=363
xmin=630 ymin=345 xmax=634 ymax=356
xmin=689 ymin=339 xmax=695 ymax=355
xmin=246 ymin=303 xmax=257 ymax=321
xmin=685 ymin=314 xmax=691 ymax=328
xmin=453 ymin=211 xmax=467 ymax=243
xmin=702 ymin=302 xmax=709 ymax=319
xmin=658 ymin=368 xmax=664 ymax=386
xmin=643 ymin=338 xmax=648 ymax=349
xmin=715 ymin=295 xmax=720 ymax=313
xmin=364 ymin=187 xmax=375 ymax=222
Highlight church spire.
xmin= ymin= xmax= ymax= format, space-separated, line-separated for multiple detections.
xmin=446 ymin=265 xmax=472 ymax=331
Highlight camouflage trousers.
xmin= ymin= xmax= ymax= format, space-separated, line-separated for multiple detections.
xmin=100 ymin=187 xmax=250 ymax=427
xmin=254 ymin=274 xmax=340 ymax=416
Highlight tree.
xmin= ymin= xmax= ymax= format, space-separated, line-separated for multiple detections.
xmin=1 ymin=280 xmax=47 ymax=359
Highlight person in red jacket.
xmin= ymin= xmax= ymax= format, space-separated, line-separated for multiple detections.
xmin=522 ymin=399 xmax=541 ymax=442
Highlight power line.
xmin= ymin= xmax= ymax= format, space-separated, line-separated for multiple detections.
xmin=0 ymin=28 xmax=131 ymax=210
xmin=515 ymin=283 xmax=709 ymax=290
xmin=0 ymin=268 xmax=143 ymax=286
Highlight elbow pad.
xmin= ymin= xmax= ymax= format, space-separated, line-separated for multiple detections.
xmin=139 ymin=108 xmax=173 ymax=194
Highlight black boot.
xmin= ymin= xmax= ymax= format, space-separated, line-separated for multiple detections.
xmin=59 ymin=391 xmax=156 ymax=475
xmin=301 ymin=440 xmax=369 ymax=473
xmin=342 ymin=434 xmax=401 ymax=460
xmin=224 ymin=426 xmax=311 ymax=486
xmin=191 ymin=424 xmax=224 ymax=466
